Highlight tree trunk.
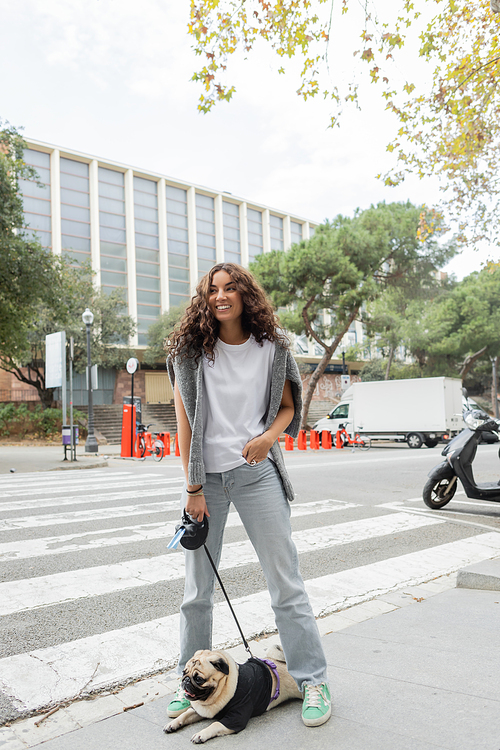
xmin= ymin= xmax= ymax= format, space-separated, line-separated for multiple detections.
xmin=384 ymin=345 xmax=395 ymax=380
xmin=300 ymin=310 xmax=358 ymax=430
xmin=10 ymin=363 xmax=55 ymax=409
xmin=459 ymin=346 xmax=487 ymax=382
xmin=491 ymin=356 xmax=499 ymax=419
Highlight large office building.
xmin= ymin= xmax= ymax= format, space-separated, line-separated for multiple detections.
xmin=20 ymin=139 xmax=320 ymax=348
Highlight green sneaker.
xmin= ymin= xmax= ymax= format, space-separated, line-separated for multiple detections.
xmin=167 ymin=681 xmax=191 ymax=718
xmin=302 ymin=683 xmax=331 ymax=727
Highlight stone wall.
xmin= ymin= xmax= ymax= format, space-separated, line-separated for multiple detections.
xmin=301 ymin=372 xmax=361 ymax=402
xmin=114 ymin=369 xmax=145 ymax=405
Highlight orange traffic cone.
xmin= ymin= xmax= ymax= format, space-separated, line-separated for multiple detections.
xmin=163 ymin=432 xmax=171 ymax=455
xmin=322 ymin=430 xmax=332 ymax=449
xmin=174 ymin=433 xmax=180 ymax=456
xmin=298 ymin=430 xmax=307 ymax=450
xmin=310 ymin=430 xmax=320 ymax=450
xmin=285 ymin=435 xmax=294 ymax=451
xmin=335 ymin=430 xmax=343 ymax=449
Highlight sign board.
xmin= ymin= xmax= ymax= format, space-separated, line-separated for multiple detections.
xmin=341 ymin=374 xmax=351 ymax=391
xmin=85 ymin=364 xmax=98 ymax=390
xmin=45 ymin=332 xmax=66 ymax=388
xmin=126 ymin=357 xmax=139 ymax=375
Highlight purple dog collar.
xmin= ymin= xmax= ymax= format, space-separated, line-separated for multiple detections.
xmin=260 ymin=658 xmax=280 ymax=703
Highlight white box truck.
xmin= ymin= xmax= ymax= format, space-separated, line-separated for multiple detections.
xmin=312 ymin=377 xmax=463 ymax=448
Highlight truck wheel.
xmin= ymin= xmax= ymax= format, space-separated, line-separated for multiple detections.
xmin=424 ymin=439 xmax=438 ymax=448
xmin=423 ymin=476 xmax=457 ymax=509
xmin=407 ymin=432 xmax=423 ymax=449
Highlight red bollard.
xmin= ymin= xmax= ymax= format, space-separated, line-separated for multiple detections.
xmin=310 ymin=430 xmax=320 ymax=450
xmin=285 ymin=435 xmax=294 ymax=451
xmin=157 ymin=432 xmax=171 ymax=455
xmin=322 ymin=430 xmax=332 ymax=449
xmin=174 ymin=433 xmax=180 ymax=456
xmin=298 ymin=430 xmax=307 ymax=450
xmin=335 ymin=430 xmax=343 ymax=449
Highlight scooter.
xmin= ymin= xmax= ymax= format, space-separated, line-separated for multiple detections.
xmin=423 ymin=408 xmax=500 ymax=509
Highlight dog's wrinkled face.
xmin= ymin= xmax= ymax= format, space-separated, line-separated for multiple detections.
xmin=181 ymin=650 xmax=230 ymax=704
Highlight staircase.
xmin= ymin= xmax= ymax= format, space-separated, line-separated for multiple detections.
xmin=304 ymin=400 xmax=339 ymax=427
xmin=142 ymin=404 xmax=177 ymax=435
xmin=83 ymin=404 xmax=178 ymax=445
xmin=92 ymin=405 xmax=125 ymax=445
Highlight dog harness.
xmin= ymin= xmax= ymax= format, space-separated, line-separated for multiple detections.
xmin=259 ymin=658 xmax=280 ymax=703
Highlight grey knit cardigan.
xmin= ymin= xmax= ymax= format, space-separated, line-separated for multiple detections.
xmin=166 ymin=343 xmax=302 ymax=502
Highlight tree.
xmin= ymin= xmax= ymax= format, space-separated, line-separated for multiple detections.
xmin=143 ymin=303 xmax=187 ymax=366
xmin=398 ymin=266 xmax=500 ymax=395
xmin=365 ymin=265 xmax=453 ymax=379
xmin=251 ymin=201 xmax=455 ymax=428
xmin=188 ymin=1 xmax=500 ymax=244
xmin=0 ymin=260 xmax=136 ymax=408
xmin=0 ymin=121 xmax=59 ymax=357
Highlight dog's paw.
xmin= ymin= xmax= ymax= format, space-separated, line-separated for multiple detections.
xmin=191 ymin=732 xmax=207 ymax=744
xmin=163 ymin=721 xmax=178 ymax=734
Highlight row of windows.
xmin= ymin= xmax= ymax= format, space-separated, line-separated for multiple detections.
xmin=134 ymin=176 xmax=160 ymax=346
xmin=22 ymin=149 xmax=51 ymax=249
xmin=20 ymin=149 xmax=312 ymax=341
xmin=99 ymin=167 xmax=127 ymax=298
xmin=166 ymin=185 xmax=190 ymax=307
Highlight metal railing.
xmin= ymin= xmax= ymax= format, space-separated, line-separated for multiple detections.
xmin=0 ymin=390 xmax=40 ymax=403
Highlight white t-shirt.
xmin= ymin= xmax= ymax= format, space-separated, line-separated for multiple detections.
xmin=202 ymin=335 xmax=276 ymax=473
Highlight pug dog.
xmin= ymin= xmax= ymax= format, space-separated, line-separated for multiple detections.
xmin=163 ymin=644 xmax=302 ymax=744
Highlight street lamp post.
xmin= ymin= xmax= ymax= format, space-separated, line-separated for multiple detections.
xmin=82 ymin=308 xmax=98 ymax=454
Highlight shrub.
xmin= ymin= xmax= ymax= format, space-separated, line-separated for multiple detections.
xmin=0 ymin=404 xmax=88 ymax=439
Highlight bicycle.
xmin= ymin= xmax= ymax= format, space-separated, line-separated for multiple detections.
xmin=136 ymin=423 xmax=164 ymax=461
xmin=336 ymin=423 xmax=371 ymax=451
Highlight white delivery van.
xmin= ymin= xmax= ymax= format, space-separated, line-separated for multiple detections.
xmin=312 ymin=377 xmax=464 ymax=448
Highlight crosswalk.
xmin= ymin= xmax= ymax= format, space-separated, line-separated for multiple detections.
xmin=1 ymin=467 xmax=500 ymax=720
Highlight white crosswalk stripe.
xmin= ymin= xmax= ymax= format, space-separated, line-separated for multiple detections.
xmin=0 ymin=499 xmax=355 ymax=560
xmin=0 ymin=512 xmax=444 ymax=615
xmin=1 ymin=468 xmax=500 ymax=718
xmin=0 ymin=475 xmax=183 ymax=498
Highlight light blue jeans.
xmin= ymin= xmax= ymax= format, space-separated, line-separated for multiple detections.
xmin=177 ymin=458 xmax=328 ymax=690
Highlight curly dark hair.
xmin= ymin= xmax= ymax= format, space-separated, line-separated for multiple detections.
xmin=166 ymin=262 xmax=289 ymax=363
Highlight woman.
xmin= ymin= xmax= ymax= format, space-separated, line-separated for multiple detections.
xmin=166 ymin=262 xmax=331 ymax=727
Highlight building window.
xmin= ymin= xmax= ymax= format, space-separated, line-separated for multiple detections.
xmin=291 ymin=220 xmax=303 ymax=246
xmin=98 ymin=167 xmax=127 ymax=301
xmin=166 ymin=185 xmax=190 ymax=308
xmin=134 ymin=176 xmax=160 ymax=346
xmin=20 ymin=149 xmax=51 ymax=249
xmin=270 ymin=214 xmax=283 ymax=251
xmin=60 ymin=157 xmax=91 ymax=264
xmin=223 ymin=201 xmax=240 ymax=264
xmin=247 ymin=208 xmax=263 ymax=262
xmin=309 ymin=225 xmax=316 ymax=237
xmin=196 ymin=193 xmax=215 ymax=276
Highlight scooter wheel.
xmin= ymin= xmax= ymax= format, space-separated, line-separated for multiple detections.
xmin=423 ymin=476 xmax=457 ymax=509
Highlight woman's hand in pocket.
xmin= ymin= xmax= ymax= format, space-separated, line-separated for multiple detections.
xmin=242 ymin=433 xmax=273 ymax=465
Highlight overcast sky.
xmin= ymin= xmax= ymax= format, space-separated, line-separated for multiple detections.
xmin=1 ymin=0 xmax=495 ymax=278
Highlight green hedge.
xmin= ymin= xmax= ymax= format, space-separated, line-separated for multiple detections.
xmin=0 ymin=404 xmax=88 ymax=439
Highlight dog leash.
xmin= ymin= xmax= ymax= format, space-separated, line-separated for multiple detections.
xmin=202 ymin=543 xmax=253 ymax=658
xmin=202 ymin=545 xmax=281 ymax=702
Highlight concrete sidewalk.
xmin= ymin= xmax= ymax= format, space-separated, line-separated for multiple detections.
xmin=2 ymin=560 xmax=499 ymax=750
xmin=0 ymin=444 xmax=112 ymax=474
xmin=0 ymin=443 xmax=185 ymax=474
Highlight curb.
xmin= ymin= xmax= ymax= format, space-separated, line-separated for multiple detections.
xmin=49 ymin=460 xmax=109 ymax=472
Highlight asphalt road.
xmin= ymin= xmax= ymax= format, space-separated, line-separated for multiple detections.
xmin=1 ymin=442 xmax=499 ymax=724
